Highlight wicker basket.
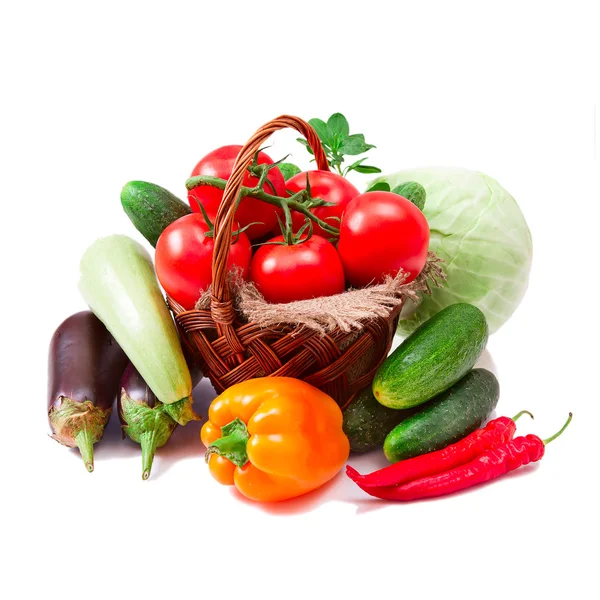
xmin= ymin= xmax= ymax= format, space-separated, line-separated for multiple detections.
xmin=167 ymin=115 xmax=408 ymax=408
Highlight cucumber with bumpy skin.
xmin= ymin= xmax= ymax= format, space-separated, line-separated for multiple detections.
xmin=384 ymin=368 xmax=499 ymax=463
xmin=373 ymin=303 xmax=489 ymax=409
xmin=121 ymin=181 xmax=191 ymax=247
xmin=343 ymin=387 xmax=413 ymax=452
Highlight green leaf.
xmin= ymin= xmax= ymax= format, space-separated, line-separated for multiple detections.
xmin=296 ymin=138 xmax=315 ymax=156
xmin=278 ymin=163 xmax=302 ymax=181
xmin=353 ymin=165 xmax=382 ymax=174
xmin=344 ymin=157 xmax=376 ymax=176
xmin=345 ymin=157 xmax=368 ymax=171
xmin=296 ymin=114 xmax=381 ymax=175
xmin=340 ymin=134 xmax=376 ymax=155
xmin=366 ymin=181 xmax=391 ymax=192
xmin=308 ymin=118 xmax=334 ymax=147
xmin=327 ymin=113 xmax=350 ymax=137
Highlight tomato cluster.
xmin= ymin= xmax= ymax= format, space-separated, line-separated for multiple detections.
xmin=155 ymin=146 xmax=430 ymax=310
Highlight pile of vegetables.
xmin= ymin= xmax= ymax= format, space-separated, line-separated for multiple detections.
xmin=47 ymin=112 xmax=570 ymax=503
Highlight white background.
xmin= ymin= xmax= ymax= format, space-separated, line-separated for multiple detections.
xmin=1 ymin=2 xmax=599 ymax=599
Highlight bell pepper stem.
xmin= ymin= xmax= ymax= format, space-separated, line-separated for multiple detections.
xmin=206 ymin=417 xmax=250 ymax=467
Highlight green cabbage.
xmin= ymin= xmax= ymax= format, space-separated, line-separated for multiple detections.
xmin=374 ymin=167 xmax=533 ymax=334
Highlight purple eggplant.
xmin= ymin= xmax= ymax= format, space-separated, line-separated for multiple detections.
xmin=48 ymin=311 xmax=128 ymax=472
xmin=118 ymin=360 xmax=202 ymax=480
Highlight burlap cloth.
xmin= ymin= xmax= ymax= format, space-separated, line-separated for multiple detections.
xmin=194 ymin=253 xmax=445 ymax=384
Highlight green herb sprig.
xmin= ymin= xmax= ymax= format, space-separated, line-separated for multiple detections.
xmin=283 ymin=113 xmax=381 ymax=178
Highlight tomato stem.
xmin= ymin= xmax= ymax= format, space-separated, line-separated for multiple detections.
xmin=193 ymin=195 xmax=261 ymax=241
xmin=194 ymin=199 xmax=215 ymax=234
xmin=186 ymin=175 xmax=340 ymax=236
xmin=279 ymin=195 xmax=295 ymax=244
xmin=248 ymin=162 xmax=273 ymax=195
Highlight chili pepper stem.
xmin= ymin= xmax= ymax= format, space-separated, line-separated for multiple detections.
xmin=74 ymin=428 xmax=95 ymax=473
xmin=206 ymin=417 xmax=250 ymax=467
xmin=543 ymin=413 xmax=573 ymax=445
xmin=512 ymin=410 xmax=534 ymax=422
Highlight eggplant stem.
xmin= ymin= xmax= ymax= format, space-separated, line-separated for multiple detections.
xmin=75 ymin=428 xmax=95 ymax=472
xmin=140 ymin=429 xmax=160 ymax=481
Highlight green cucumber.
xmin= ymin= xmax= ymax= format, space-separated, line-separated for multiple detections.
xmin=79 ymin=235 xmax=196 ymax=426
xmin=121 ymin=181 xmax=191 ymax=247
xmin=373 ymin=303 xmax=488 ymax=409
xmin=343 ymin=387 xmax=413 ymax=452
xmin=384 ymin=368 xmax=499 ymax=462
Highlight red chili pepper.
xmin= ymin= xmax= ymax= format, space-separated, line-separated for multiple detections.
xmin=347 ymin=410 xmax=533 ymax=488
xmin=352 ymin=413 xmax=572 ymax=502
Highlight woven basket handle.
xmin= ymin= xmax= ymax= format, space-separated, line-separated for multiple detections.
xmin=211 ymin=115 xmax=330 ymax=310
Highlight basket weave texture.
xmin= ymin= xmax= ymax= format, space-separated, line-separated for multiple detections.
xmin=168 ymin=115 xmax=426 ymax=407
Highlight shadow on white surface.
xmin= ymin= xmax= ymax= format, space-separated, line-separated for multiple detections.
xmin=84 ymin=404 xmax=138 ymax=470
xmin=150 ymin=377 xmax=219 ymax=477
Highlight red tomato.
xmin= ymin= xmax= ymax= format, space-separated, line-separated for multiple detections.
xmin=282 ymin=170 xmax=360 ymax=237
xmin=250 ymin=235 xmax=345 ymax=304
xmin=155 ymin=213 xmax=252 ymax=310
xmin=337 ymin=192 xmax=430 ymax=287
xmin=188 ymin=145 xmax=285 ymax=240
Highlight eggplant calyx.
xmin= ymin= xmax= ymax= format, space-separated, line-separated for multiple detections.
xmin=162 ymin=395 xmax=200 ymax=426
xmin=120 ymin=392 xmax=179 ymax=480
xmin=48 ymin=397 xmax=111 ymax=472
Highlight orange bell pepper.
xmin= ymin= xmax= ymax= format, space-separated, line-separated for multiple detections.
xmin=200 ymin=377 xmax=350 ymax=502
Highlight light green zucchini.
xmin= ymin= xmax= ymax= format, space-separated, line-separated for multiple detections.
xmin=79 ymin=234 xmax=196 ymax=425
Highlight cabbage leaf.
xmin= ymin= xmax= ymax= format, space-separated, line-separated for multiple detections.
xmin=373 ymin=167 xmax=533 ymax=334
